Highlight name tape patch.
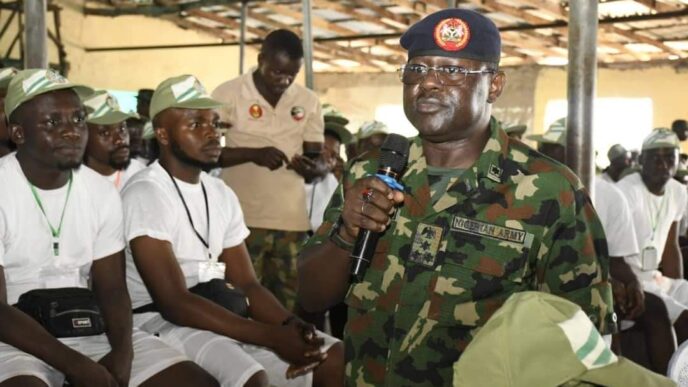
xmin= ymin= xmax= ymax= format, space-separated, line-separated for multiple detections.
xmin=451 ymin=216 xmax=526 ymax=244
xmin=72 ymin=317 xmax=93 ymax=328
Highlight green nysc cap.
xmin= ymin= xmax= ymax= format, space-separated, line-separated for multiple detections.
xmin=526 ymin=117 xmax=566 ymax=146
xmin=83 ymin=90 xmax=137 ymax=125
xmin=607 ymin=144 xmax=628 ymax=163
xmin=322 ymin=103 xmax=353 ymax=144
xmin=0 ymin=67 xmax=18 ymax=89
xmin=358 ymin=120 xmax=389 ymax=140
xmin=322 ymin=103 xmax=349 ymax=126
xmin=642 ymin=128 xmax=681 ymax=151
xmin=149 ymin=74 xmax=223 ymax=120
xmin=4 ymin=69 xmax=94 ymax=120
xmin=453 ymin=291 xmax=674 ymax=387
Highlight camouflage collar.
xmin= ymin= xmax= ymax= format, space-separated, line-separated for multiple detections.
xmin=403 ymin=117 xmax=506 ymax=216
xmin=406 ymin=117 xmax=506 ymax=186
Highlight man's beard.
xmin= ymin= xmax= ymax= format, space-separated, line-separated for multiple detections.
xmin=170 ymin=139 xmax=217 ymax=171
xmin=109 ymin=147 xmax=131 ymax=171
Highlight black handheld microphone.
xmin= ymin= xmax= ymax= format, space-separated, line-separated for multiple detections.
xmin=349 ymin=134 xmax=410 ymax=283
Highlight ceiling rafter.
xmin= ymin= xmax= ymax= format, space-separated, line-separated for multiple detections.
xmin=80 ymin=0 xmax=688 ymax=72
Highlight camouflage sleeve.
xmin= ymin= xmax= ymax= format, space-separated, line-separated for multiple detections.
xmin=537 ymin=183 xmax=616 ymax=334
xmin=303 ymin=157 xmax=376 ymax=249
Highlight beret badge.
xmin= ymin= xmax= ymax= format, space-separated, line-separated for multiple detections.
xmin=433 ymin=17 xmax=471 ymax=52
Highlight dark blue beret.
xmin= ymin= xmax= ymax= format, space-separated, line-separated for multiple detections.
xmin=400 ymin=9 xmax=501 ymax=64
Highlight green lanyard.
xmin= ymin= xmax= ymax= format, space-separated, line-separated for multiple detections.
xmin=649 ymin=193 xmax=667 ymax=242
xmin=29 ymin=173 xmax=73 ymax=256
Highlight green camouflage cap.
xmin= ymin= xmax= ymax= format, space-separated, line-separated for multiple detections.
xmin=324 ymin=121 xmax=353 ymax=145
xmin=149 ymin=74 xmax=223 ymax=120
xmin=607 ymin=144 xmax=628 ymax=162
xmin=642 ymin=128 xmax=680 ymax=151
xmin=0 ymin=67 xmax=18 ymax=90
xmin=454 ymin=292 xmax=673 ymax=387
xmin=358 ymin=120 xmax=389 ymax=140
xmin=4 ymin=69 xmax=94 ymax=120
xmin=322 ymin=103 xmax=349 ymax=126
xmin=83 ymin=90 xmax=137 ymax=125
xmin=526 ymin=117 xmax=566 ymax=146
xmin=504 ymin=124 xmax=527 ymax=135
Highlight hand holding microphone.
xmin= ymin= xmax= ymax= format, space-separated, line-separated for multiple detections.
xmin=337 ymin=134 xmax=410 ymax=283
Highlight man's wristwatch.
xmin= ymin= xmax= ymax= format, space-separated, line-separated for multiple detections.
xmin=329 ymin=218 xmax=355 ymax=251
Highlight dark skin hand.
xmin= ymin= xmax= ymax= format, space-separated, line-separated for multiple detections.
xmin=298 ymin=176 xmax=404 ymax=312
xmin=91 ymin=252 xmax=134 ymax=387
xmin=662 ymin=222 xmax=683 ymax=279
xmin=609 ymin=257 xmax=645 ymax=320
xmin=218 ymin=146 xmax=289 ymax=170
xmin=130 ymin=237 xmax=325 ymax=367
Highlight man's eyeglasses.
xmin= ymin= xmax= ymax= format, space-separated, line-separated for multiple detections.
xmin=398 ymin=64 xmax=496 ymax=86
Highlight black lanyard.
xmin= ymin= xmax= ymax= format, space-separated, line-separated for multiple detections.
xmin=163 ymin=167 xmax=210 ymax=259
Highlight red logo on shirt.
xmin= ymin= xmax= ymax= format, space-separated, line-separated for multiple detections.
xmin=291 ymin=106 xmax=305 ymax=121
xmin=249 ymin=104 xmax=263 ymax=119
xmin=434 ymin=18 xmax=470 ymax=52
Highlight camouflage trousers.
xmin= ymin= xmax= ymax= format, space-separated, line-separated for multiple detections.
xmin=245 ymin=227 xmax=308 ymax=312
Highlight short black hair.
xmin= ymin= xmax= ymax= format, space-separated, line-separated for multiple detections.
xmin=261 ymin=29 xmax=303 ymax=60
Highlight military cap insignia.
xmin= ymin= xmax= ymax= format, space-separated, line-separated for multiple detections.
xmin=434 ymin=18 xmax=470 ymax=52
xmin=409 ymin=223 xmax=443 ymax=267
xmin=249 ymin=103 xmax=263 ymax=119
xmin=291 ymin=106 xmax=305 ymax=121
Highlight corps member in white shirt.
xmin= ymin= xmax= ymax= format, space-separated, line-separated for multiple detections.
xmin=618 ymin=128 xmax=688 ymax=346
xmin=83 ymin=91 xmax=145 ymax=191
xmin=0 ymin=70 xmax=217 ymax=387
xmin=595 ymin=177 xmax=675 ymax=374
xmin=122 ymin=75 xmax=343 ymax=387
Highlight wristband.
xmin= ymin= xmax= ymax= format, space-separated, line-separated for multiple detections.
xmin=329 ymin=219 xmax=355 ymax=250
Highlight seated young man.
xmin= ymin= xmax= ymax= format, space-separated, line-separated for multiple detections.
xmin=122 ymin=75 xmax=344 ymax=387
xmin=0 ymin=69 xmax=218 ymax=387
xmin=83 ymin=90 xmax=145 ymax=190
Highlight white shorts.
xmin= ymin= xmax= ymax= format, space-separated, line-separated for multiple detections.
xmin=135 ymin=313 xmax=340 ymax=387
xmin=0 ymin=329 xmax=188 ymax=387
xmin=642 ymin=276 xmax=688 ymax=323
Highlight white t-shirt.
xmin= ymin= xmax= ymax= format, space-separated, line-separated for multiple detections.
xmin=103 ymin=158 xmax=146 ymax=191
xmin=593 ymin=176 xmax=639 ymax=258
xmin=305 ymin=173 xmax=339 ymax=232
xmin=617 ymin=172 xmax=688 ymax=280
xmin=600 ymin=172 xmax=614 ymax=184
xmin=0 ymin=154 xmax=124 ymax=304
xmin=121 ymin=161 xmax=250 ymax=309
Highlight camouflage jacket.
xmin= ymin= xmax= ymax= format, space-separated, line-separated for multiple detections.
xmin=304 ymin=118 xmax=615 ymax=386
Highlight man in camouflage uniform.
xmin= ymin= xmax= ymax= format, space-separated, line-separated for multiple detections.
xmin=298 ymin=8 xmax=614 ymax=386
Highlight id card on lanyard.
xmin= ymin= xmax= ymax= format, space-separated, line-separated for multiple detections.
xmin=163 ymin=167 xmax=226 ymax=283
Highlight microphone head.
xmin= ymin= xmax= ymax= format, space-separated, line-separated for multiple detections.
xmin=379 ymin=133 xmax=410 ymax=174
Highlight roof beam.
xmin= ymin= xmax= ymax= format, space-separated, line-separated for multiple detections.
xmin=259 ymin=2 xmax=358 ymax=36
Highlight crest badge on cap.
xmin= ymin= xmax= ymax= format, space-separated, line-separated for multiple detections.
xmin=291 ymin=106 xmax=305 ymax=121
xmin=249 ymin=103 xmax=263 ymax=119
xmin=434 ymin=18 xmax=471 ymax=52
